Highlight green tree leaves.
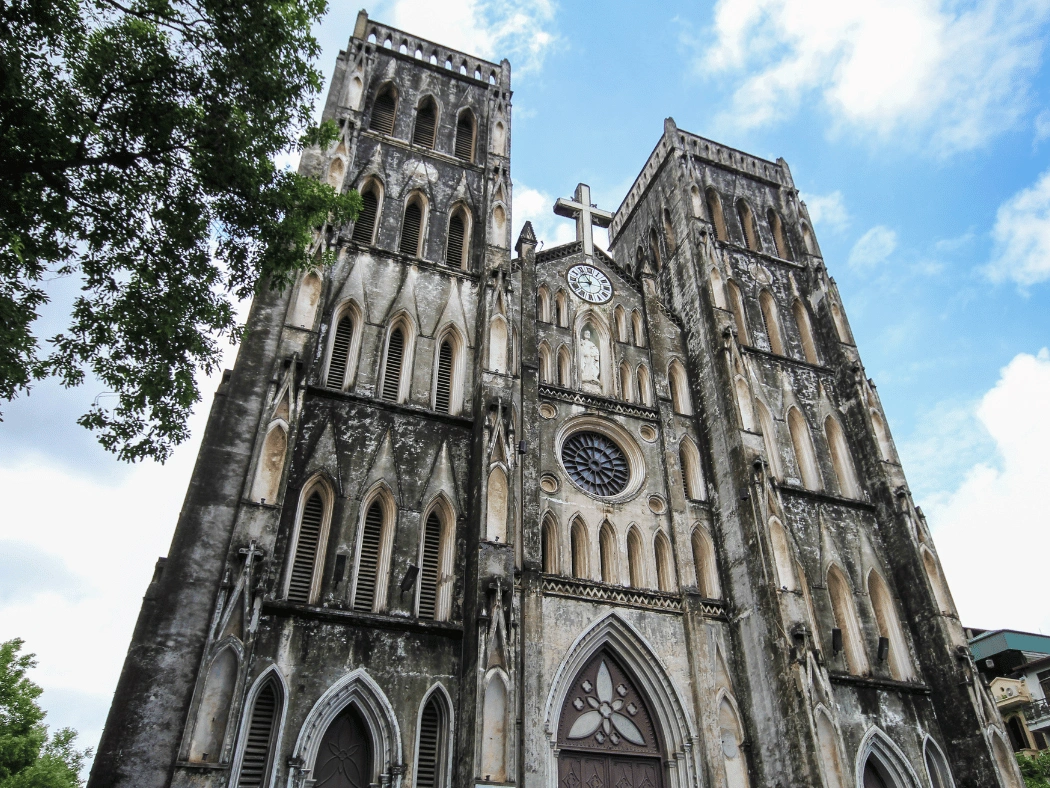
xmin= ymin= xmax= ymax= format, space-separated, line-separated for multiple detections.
xmin=1018 ymin=750 xmax=1050 ymax=788
xmin=0 ymin=0 xmax=359 ymax=461
xmin=0 ymin=640 xmax=88 ymax=788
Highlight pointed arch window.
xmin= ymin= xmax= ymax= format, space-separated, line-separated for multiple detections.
xmin=870 ymin=410 xmax=894 ymax=462
xmin=327 ymin=157 xmax=345 ymax=190
xmin=481 ymin=673 xmax=508 ymax=780
xmin=235 ymin=677 xmax=283 ymax=787
xmin=680 ymin=438 xmax=705 ymax=501
xmin=434 ymin=340 xmax=454 ymax=414
xmin=788 ymin=408 xmax=821 ymax=490
xmin=286 ymin=482 xmax=332 ymax=604
xmin=400 ymin=194 xmax=426 ymax=257
xmin=351 ymin=181 xmax=381 ymax=245
xmin=370 ymin=84 xmax=397 ymax=134
xmin=555 ymin=290 xmax=568 ymax=327
xmin=538 ymin=286 xmax=551 ymax=323
xmin=619 ymin=363 xmax=633 ymax=402
xmin=486 ymin=466 xmax=508 ymax=543
xmin=539 ymin=342 xmax=553 ymax=384
xmin=614 ymin=305 xmax=627 ymax=342
xmin=446 ymin=207 xmax=470 ymax=268
xmin=353 ymin=494 xmax=395 ymax=613
xmin=632 ymin=310 xmax=644 ymax=347
xmin=921 ymin=547 xmax=952 ymax=614
xmin=691 ymin=184 xmax=704 ymax=217
xmin=691 ymin=527 xmax=719 ymax=598
xmin=755 ymin=400 xmax=781 ymax=480
xmin=380 ymin=322 xmax=410 ymax=403
xmin=737 ymin=199 xmax=761 ymax=251
xmin=654 ymin=531 xmax=674 ymax=592
xmin=570 ymin=519 xmax=589 ymax=579
xmin=824 ymin=415 xmax=860 ymax=498
xmin=599 ymin=522 xmax=616 ymax=584
xmin=418 ymin=504 xmax=454 ymax=621
xmin=669 ymin=360 xmax=692 ymax=415
xmin=827 ymin=565 xmax=869 ymax=675
xmin=189 ymin=647 xmax=238 ymax=762
xmin=802 ymin=222 xmax=817 ymax=256
xmin=557 ymin=346 xmax=571 ymax=387
xmin=250 ymin=422 xmax=288 ymax=504
xmin=637 ymin=365 xmax=652 ymax=407
xmin=768 ymin=517 xmax=796 ymax=591
xmin=718 ymin=697 xmax=751 ymax=788
xmin=814 ymin=711 xmax=845 ymax=788
xmin=759 ymin=291 xmax=785 ymax=355
xmin=706 ymin=188 xmax=728 ymax=242
xmin=415 ymin=693 xmax=450 ymax=788
xmin=727 ymin=280 xmax=749 ymax=343
xmin=315 ymin=704 xmax=374 ymax=788
xmin=735 ymin=377 xmax=755 ymax=431
xmin=710 ymin=267 xmax=727 ymax=309
xmin=290 ymin=271 xmax=322 ymax=328
xmin=412 ymin=97 xmax=438 ymax=148
xmin=793 ymin=299 xmax=819 ymax=365
xmin=868 ymin=569 xmax=914 ymax=681
xmin=924 ymin=739 xmax=955 ymax=788
xmin=542 ymin=514 xmax=559 ymax=574
xmin=767 ymin=209 xmax=793 ymax=261
xmin=455 ymin=109 xmax=476 ymax=161
xmin=325 ymin=306 xmax=359 ymax=390
xmin=627 ymin=527 xmax=644 ymax=588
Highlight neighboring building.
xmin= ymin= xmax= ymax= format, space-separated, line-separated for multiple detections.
xmin=970 ymin=628 xmax=1050 ymax=755
xmin=88 ymin=10 xmax=1022 ymax=788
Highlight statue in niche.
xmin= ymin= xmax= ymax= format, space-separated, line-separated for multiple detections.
xmin=579 ymin=326 xmax=601 ymax=392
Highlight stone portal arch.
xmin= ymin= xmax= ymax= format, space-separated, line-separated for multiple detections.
xmin=854 ymin=726 xmax=920 ymax=788
xmin=545 ymin=613 xmax=699 ymax=788
xmin=290 ymin=668 xmax=402 ymax=788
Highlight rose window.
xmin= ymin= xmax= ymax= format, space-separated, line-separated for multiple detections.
xmin=561 ymin=432 xmax=629 ymax=497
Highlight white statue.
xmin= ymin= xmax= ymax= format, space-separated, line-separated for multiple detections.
xmin=580 ymin=327 xmax=601 ymax=389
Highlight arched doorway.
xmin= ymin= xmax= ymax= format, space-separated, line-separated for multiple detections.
xmin=557 ymin=649 xmax=663 ymax=788
xmin=314 ymin=704 xmax=374 ymax=788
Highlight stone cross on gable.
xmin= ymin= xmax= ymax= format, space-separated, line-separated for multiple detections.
xmin=554 ymin=183 xmax=613 ymax=257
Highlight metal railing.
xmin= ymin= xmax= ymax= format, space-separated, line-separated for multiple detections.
xmin=1022 ymin=698 xmax=1050 ymax=724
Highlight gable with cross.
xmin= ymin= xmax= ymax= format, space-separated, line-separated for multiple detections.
xmin=554 ymin=183 xmax=613 ymax=258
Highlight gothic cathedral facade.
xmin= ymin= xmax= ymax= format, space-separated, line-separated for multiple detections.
xmin=88 ymin=11 xmax=1022 ymax=788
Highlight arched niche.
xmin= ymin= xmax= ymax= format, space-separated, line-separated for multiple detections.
xmin=756 ymin=400 xmax=781 ymax=479
xmin=759 ymin=291 xmax=784 ymax=355
xmin=718 ymin=693 xmax=751 ymax=788
xmin=768 ymin=517 xmax=796 ymax=591
xmin=598 ymin=521 xmax=617 ymax=584
xmin=793 ymin=299 xmax=820 ymax=365
xmin=788 ymin=407 xmax=822 ymax=491
xmin=570 ymin=517 xmax=590 ymax=580
xmin=542 ymin=513 xmax=560 ymax=574
xmin=814 ymin=708 xmax=846 ymax=788
xmin=481 ymin=671 xmax=509 ymax=781
xmin=668 ymin=360 xmax=692 ymax=415
xmin=487 ymin=315 xmax=509 ymax=373
xmin=825 ymin=415 xmax=861 ymax=498
xmin=691 ymin=526 xmax=720 ymax=598
xmin=289 ymin=270 xmax=323 ymax=329
xmin=188 ymin=646 xmax=239 ymax=762
xmin=867 ymin=569 xmax=914 ymax=681
xmin=250 ymin=421 xmax=288 ymax=504
xmin=486 ymin=466 xmax=508 ymax=543
xmin=574 ymin=310 xmax=613 ymax=397
xmin=727 ymin=280 xmax=749 ymax=343
xmin=827 ymin=565 xmax=869 ymax=675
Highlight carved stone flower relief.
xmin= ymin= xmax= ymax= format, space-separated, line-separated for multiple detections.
xmin=566 ymin=661 xmax=645 ymax=746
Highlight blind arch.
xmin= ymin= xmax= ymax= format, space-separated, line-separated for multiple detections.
xmin=759 ymin=291 xmax=785 ymax=355
xmin=792 ymin=299 xmax=820 ymax=365
xmin=824 ymin=415 xmax=860 ymax=498
xmin=627 ymin=527 xmax=645 ymax=588
xmin=598 ymin=521 xmax=617 ymax=584
xmin=654 ymin=531 xmax=674 ymax=592
xmin=788 ymin=408 xmax=822 ymax=490
xmin=727 ymin=280 xmax=749 ymax=343
xmin=867 ymin=569 xmax=914 ymax=681
xmin=737 ymin=199 xmax=761 ymax=251
xmin=570 ymin=518 xmax=589 ymax=579
xmin=706 ymin=188 xmax=728 ymax=242
xmin=827 ymin=565 xmax=869 ymax=674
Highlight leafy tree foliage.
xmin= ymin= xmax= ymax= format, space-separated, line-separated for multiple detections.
xmin=0 ymin=640 xmax=88 ymax=788
xmin=1019 ymin=750 xmax=1050 ymax=788
xmin=1 ymin=0 xmax=360 ymax=461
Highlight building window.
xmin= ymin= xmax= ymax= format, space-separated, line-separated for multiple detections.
xmin=351 ymin=181 xmax=381 ymax=245
xmin=381 ymin=326 xmax=406 ymax=402
xmin=412 ymin=97 xmax=438 ymax=148
xmin=727 ymin=280 xmax=749 ymax=343
xmin=706 ymin=188 xmax=728 ymax=242
xmin=235 ymin=677 xmax=282 ymax=788
xmin=455 ymin=109 xmax=476 ymax=161
xmin=434 ymin=340 xmax=454 ymax=414
xmin=326 ymin=311 xmax=356 ymax=389
xmin=287 ymin=486 xmax=328 ymax=604
xmin=415 ymin=694 xmax=450 ymax=788
xmin=353 ymin=500 xmax=386 ymax=613
xmin=759 ymin=291 xmax=785 ymax=355
xmin=654 ymin=532 xmax=673 ymax=592
xmin=417 ymin=511 xmax=442 ymax=620
xmin=768 ymin=209 xmax=793 ymax=261
xmin=446 ymin=207 xmax=469 ymax=268
xmin=737 ymin=199 xmax=761 ymax=251
xmin=599 ymin=521 xmax=616 ymax=584
xmin=369 ymin=84 xmax=397 ymax=135
xmin=399 ymin=195 xmax=426 ymax=257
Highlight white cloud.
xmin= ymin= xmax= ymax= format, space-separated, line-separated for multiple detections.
xmin=801 ymin=190 xmax=848 ymax=231
xmin=1036 ymin=109 xmax=1050 ymax=143
xmin=696 ymin=0 xmax=1050 ymax=154
xmin=377 ymin=0 xmax=557 ymax=74
xmin=848 ymin=225 xmax=897 ymax=269
xmin=920 ymin=349 xmax=1050 ymax=633
xmin=986 ymin=168 xmax=1050 ymax=286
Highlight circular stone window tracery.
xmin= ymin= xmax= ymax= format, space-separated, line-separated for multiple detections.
xmin=561 ymin=432 xmax=630 ymax=497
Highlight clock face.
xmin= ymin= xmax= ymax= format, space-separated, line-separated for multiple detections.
xmin=567 ymin=264 xmax=613 ymax=304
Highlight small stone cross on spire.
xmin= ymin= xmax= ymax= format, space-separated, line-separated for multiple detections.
xmin=554 ymin=183 xmax=613 ymax=258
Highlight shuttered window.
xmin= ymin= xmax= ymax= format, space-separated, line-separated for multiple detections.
xmin=354 ymin=502 xmax=384 ymax=612
xmin=351 ymin=188 xmax=378 ymax=244
xmin=237 ymin=681 xmax=278 ymax=787
xmin=455 ymin=114 xmax=474 ymax=161
xmin=370 ymin=88 xmax=396 ymax=134
xmin=418 ymin=511 xmax=442 ymax=619
xmin=326 ymin=315 xmax=354 ymax=388
xmin=400 ymin=202 xmax=422 ymax=256
xmin=446 ymin=213 xmax=465 ymax=267
xmin=415 ymin=698 xmax=443 ymax=788
xmin=381 ymin=328 xmax=404 ymax=402
xmin=413 ymin=100 xmax=437 ymax=148
xmin=287 ymin=492 xmax=324 ymax=604
xmin=681 ymin=450 xmax=691 ymax=500
xmin=434 ymin=341 xmax=453 ymax=414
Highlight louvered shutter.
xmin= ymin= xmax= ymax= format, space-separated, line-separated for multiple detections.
xmin=455 ymin=115 xmax=474 ymax=160
xmin=354 ymin=502 xmax=384 ymax=612
xmin=237 ymin=681 xmax=278 ymax=787
xmin=415 ymin=699 xmax=442 ymax=788
xmin=326 ymin=315 xmax=354 ymax=388
xmin=370 ymin=90 xmax=396 ymax=134
xmin=434 ymin=342 xmax=452 ymax=414
xmin=681 ymin=451 xmax=691 ymax=500
xmin=445 ymin=214 xmax=465 ymax=266
xmin=381 ymin=328 xmax=404 ymax=402
xmin=351 ymin=189 xmax=378 ymax=244
xmin=413 ymin=102 xmax=437 ymax=148
xmin=400 ymin=202 xmax=422 ymax=256
xmin=418 ymin=512 xmax=441 ymax=619
xmin=287 ymin=492 xmax=324 ymax=604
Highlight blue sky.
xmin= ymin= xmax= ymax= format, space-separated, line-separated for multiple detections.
xmin=2 ymin=0 xmax=1050 ymax=767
